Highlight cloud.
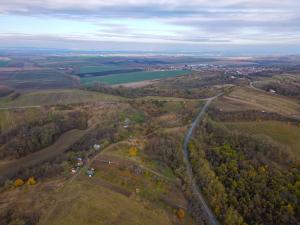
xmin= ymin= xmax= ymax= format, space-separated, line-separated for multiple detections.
xmin=0 ymin=0 xmax=300 ymax=52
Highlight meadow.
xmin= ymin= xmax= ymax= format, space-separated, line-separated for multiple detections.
xmin=81 ymin=70 xmax=190 ymax=85
xmin=223 ymin=121 xmax=300 ymax=158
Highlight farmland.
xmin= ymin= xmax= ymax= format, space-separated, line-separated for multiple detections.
xmin=80 ymin=70 xmax=190 ymax=85
xmin=0 ymin=71 xmax=79 ymax=90
xmin=0 ymin=61 xmax=9 ymax=67
xmin=78 ymin=65 xmax=128 ymax=73
xmin=0 ymin=89 xmax=123 ymax=108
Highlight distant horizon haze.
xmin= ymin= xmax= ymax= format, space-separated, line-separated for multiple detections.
xmin=0 ymin=0 xmax=300 ymax=55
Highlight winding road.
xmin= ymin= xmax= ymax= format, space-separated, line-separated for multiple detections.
xmin=183 ymin=93 xmax=222 ymax=225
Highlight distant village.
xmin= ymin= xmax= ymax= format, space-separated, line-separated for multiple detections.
xmin=146 ymin=63 xmax=281 ymax=76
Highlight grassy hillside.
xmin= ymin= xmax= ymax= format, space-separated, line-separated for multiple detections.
xmin=223 ymin=121 xmax=300 ymax=158
xmin=0 ymin=108 xmax=45 ymax=131
xmin=0 ymin=89 xmax=123 ymax=107
xmin=41 ymin=178 xmax=177 ymax=225
xmin=227 ymin=86 xmax=300 ymax=117
xmin=40 ymin=134 xmax=194 ymax=225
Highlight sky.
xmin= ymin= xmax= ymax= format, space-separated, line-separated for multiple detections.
xmin=0 ymin=0 xmax=300 ymax=55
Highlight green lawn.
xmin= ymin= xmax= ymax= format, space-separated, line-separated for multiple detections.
xmin=81 ymin=70 xmax=190 ymax=85
xmin=223 ymin=121 xmax=300 ymax=158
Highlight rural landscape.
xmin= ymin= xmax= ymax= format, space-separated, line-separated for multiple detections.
xmin=1 ymin=0 xmax=300 ymax=225
xmin=0 ymin=52 xmax=299 ymax=225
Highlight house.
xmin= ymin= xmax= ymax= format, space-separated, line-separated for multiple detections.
xmin=93 ymin=144 xmax=101 ymax=150
xmin=86 ymin=168 xmax=95 ymax=178
xmin=124 ymin=118 xmax=130 ymax=128
xmin=77 ymin=158 xmax=83 ymax=167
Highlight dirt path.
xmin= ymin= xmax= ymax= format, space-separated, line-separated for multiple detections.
xmin=0 ymin=129 xmax=87 ymax=179
xmin=0 ymin=105 xmax=42 ymax=110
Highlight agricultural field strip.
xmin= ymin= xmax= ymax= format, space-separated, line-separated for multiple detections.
xmin=0 ymin=94 xmax=207 ymax=109
xmin=0 ymin=105 xmax=42 ymax=110
xmin=80 ymin=70 xmax=190 ymax=85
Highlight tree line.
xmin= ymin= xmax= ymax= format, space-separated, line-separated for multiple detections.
xmin=0 ymin=111 xmax=87 ymax=159
xmin=189 ymin=118 xmax=299 ymax=225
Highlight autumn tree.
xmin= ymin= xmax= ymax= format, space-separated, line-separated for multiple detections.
xmin=26 ymin=177 xmax=37 ymax=185
xmin=176 ymin=208 xmax=185 ymax=220
xmin=14 ymin=178 xmax=24 ymax=187
xmin=128 ymin=146 xmax=138 ymax=157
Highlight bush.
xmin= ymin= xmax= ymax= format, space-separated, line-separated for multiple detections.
xmin=26 ymin=177 xmax=37 ymax=186
xmin=176 ymin=208 xmax=185 ymax=220
xmin=14 ymin=179 xmax=24 ymax=187
xmin=128 ymin=146 xmax=138 ymax=157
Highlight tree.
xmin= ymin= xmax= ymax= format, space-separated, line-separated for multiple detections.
xmin=128 ymin=146 xmax=138 ymax=157
xmin=176 ymin=208 xmax=185 ymax=220
xmin=14 ymin=178 xmax=24 ymax=187
xmin=26 ymin=177 xmax=37 ymax=185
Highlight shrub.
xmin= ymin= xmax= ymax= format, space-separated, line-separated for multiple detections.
xmin=128 ymin=146 xmax=138 ymax=157
xmin=176 ymin=208 xmax=185 ymax=220
xmin=26 ymin=177 xmax=37 ymax=186
xmin=14 ymin=179 xmax=24 ymax=187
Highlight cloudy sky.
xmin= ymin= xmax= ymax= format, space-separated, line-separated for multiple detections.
xmin=0 ymin=0 xmax=300 ymax=54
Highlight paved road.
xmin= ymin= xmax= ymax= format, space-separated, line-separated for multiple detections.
xmin=183 ymin=93 xmax=222 ymax=225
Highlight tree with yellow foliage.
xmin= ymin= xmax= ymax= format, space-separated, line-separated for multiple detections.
xmin=176 ymin=208 xmax=185 ymax=220
xmin=27 ymin=177 xmax=37 ymax=185
xmin=128 ymin=146 xmax=138 ymax=157
xmin=14 ymin=178 xmax=24 ymax=187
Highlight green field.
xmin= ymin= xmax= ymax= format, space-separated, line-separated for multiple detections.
xmin=223 ymin=121 xmax=300 ymax=158
xmin=79 ymin=65 xmax=126 ymax=73
xmin=3 ymin=71 xmax=77 ymax=90
xmin=0 ymin=89 xmax=123 ymax=107
xmin=81 ymin=70 xmax=190 ymax=85
xmin=0 ymin=61 xmax=9 ymax=67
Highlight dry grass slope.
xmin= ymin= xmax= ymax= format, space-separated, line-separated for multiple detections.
xmin=41 ymin=178 xmax=175 ymax=225
xmin=226 ymin=86 xmax=300 ymax=117
xmin=223 ymin=121 xmax=300 ymax=159
xmin=0 ymin=89 xmax=123 ymax=108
